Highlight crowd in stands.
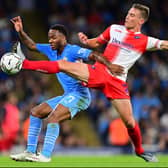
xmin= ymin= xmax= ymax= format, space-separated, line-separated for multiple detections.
xmin=0 ymin=0 xmax=168 ymax=153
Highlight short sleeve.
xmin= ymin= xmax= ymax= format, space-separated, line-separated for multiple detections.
xmin=146 ymin=37 xmax=163 ymax=50
xmin=71 ymin=45 xmax=92 ymax=61
xmin=36 ymin=44 xmax=51 ymax=56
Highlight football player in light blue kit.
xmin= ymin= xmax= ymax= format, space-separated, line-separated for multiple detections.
xmin=11 ymin=23 xmax=91 ymax=163
xmin=10 ymin=16 xmax=123 ymax=162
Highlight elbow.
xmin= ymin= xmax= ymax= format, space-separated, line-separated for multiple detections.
xmin=88 ymin=52 xmax=96 ymax=61
xmin=29 ymin=44 xmax=37 ymax=51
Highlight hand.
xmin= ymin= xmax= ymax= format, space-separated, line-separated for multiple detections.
xmin=10 ymin=16 xmax=23 ymax=32
xmin=108 ymin=64 xmax=124 ymax=76
xmin=78 ymin=32 xmax=88 ymax=45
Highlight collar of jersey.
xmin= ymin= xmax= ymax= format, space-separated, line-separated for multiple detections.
xmin=125 ymin=28 xmax=141 ymax=34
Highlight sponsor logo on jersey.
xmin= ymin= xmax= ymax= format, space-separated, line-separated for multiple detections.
xmin=91 ymin=65 xmax=96 ymax=69
xmin=134 ymin=35 xmax=140 ymax=39
xmin=112 ymin=38 xmax=134 ymax=49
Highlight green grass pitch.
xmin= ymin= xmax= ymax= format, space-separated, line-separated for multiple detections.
xmin=0 ymin=155 xmax=167 ymax=167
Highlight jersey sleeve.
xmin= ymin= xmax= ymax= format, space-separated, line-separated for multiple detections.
xmin=146 ymin=36 xmax=163 ymax=50
xmin=36 ymin=44 xmax=51 ymax=57
xmin=97 ymin=26 xmax=111 ymax=44
xmin=72 ymin=45 xmax=92 ymax=61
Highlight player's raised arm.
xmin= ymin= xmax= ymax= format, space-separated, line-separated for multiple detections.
xmin=78 ymin=32 xmax=102 ymax=48
xmin=89 ymin=51 xmax=124 ymax=76
xmin=11 ymin=16 xmax=37 ymax=51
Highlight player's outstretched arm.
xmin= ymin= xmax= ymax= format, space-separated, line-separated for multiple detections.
xmin=11 ymin=16 xmax=37 ymax=51
xmin=78 ymin=32 xmax=101 ymax=48
xmin=89 ymin=51 xmax=124 ymax=75
xmin=160 ymin=41 xmax=168 ymax=50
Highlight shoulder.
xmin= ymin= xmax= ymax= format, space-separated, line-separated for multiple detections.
xmin=64 ymin=44 xmax=80 ymax=56
xmin=107 ymin=24 xmax=126 ymax=34
xmin=36 ymin=43 xmax=51 ymax=49
xmin=111 ymin=24 xmax=125 ymax=30
xmin=37 ymin=43 xmax=50 ymax=47
xmin=36 ymin=43 xmax=52 ymax=52
xmin=67 ymin=44 xmax=82 ymax=51
xmin=139 ymin=32 xmax=148 ymax=38
xmin=111 ymin=24 xmax=125 ymax=29
xmin=68 ymin=44 xmax=80 ymax=48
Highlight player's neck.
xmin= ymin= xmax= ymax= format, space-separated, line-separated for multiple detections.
xmin=126 ymin=26 xmax=141 ymax=33
xmin=57 ymin=44 xmax=67 ymax=55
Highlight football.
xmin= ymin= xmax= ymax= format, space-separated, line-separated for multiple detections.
xmin=0 ymin=52 xmax=22 ymax=75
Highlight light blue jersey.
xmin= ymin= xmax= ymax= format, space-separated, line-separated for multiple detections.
xmin=36 ymin=43 xmax=92 ymax=117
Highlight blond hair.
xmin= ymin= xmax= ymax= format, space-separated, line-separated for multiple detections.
xmin=132 ymin=3 xmax=150 ymax=22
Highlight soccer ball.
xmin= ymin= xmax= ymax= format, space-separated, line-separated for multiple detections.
xmin=0 ymin=52 xmax=22 ymax=75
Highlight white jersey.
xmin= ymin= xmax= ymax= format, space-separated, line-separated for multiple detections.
xmin=97 ymin=24 xmax=163 ymax=81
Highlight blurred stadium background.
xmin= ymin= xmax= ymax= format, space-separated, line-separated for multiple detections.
xmin=0 ymin=0 xmax=168 ymax=157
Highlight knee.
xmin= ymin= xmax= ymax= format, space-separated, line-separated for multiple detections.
xmin=47 ymin=112 xmax=59 ymax=123
xmin=47 ymin=111 xmax=62 ymax=123
xmin=124 ymin=118 xmax=135 ymax=128
xmin=57 ymin=60 xmax=67 ymax=71
xmin=30 ymin=108 xmax=40 ymax=118
xmin=30 ymin=108 xmax=47 ymax=119
xmin=47 ymin=111 xmax=68 ymax=123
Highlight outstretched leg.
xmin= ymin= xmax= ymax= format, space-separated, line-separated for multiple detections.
xmin=22 ymin=59 xmax=89 ymax=82
xmin=22 ymin=59 xmax=60 ymax=74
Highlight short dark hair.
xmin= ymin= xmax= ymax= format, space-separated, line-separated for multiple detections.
xmin=50 ymin=24 xmax=68 ymax=38
xmin=132 ymin=3 xmax=150 ymax=22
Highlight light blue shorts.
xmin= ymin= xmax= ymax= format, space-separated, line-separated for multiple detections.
xmin=46 ymin=92 xmax=91 ymax=118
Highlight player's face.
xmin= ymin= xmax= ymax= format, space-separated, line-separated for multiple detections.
xmin=124 ymin=8 xmax=144 ymax=31
xmin=48 ymin=29 xmax=66 ymax=50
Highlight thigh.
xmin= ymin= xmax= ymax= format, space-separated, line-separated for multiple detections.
xmin=84 ymin=64 xmax=106 ymax=88
xmin=32 ymin=96 xmax=64 ymax=118
xmin=47 ymin=104 xmax=71 ymax=123
xmin=45 ymin=95 xmax=63 ymax=110
xmin=45 ymin=95 xmax=71 ymax=122
xmin=58 ymin=60 xmax=89 ymax=82
xmin=31 ymin=102 xmax=53 ymax=118
xmin=111 ymin=99 xmax=135 ymax=127
xmin=46 ymin=92 xmax=91 ymax=123
xmin=103 ymin=75 xmax=130 ymax=99
xmin=58 ymin=92 xmax=91 ymax=118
